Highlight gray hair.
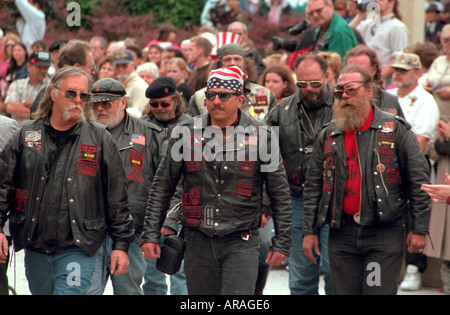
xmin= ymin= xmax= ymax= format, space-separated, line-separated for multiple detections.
xmin=136 ymin=62 xmax=160 ymax=80
xmin=32 ymin=66 xmax=94 ymax=120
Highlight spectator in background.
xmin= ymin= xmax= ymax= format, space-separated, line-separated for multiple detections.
xmin=113 ymin=50 xmax=149 ymax=117
xmin=146 ymin=44 xmax=163 ymax=69
xmin=425 ymin=3 xmax=445 ymax=49
xmin=47 ymin=39 xmax=68 ymax=75
xmin=4 ymin=50 xmax=50 ymax=127
xmin=186 ymin=36 xmax=213 ymax=95
xmin=350 ymin=0 xmax=409 ymax=85
xmin=14 ymin=0 xmax=46 ymax=52
xmin=0 ymin=33 xmax=21 ymax=111
xmin=257 ymin=0 xmax=299 ymax=25
xmin=126 ymin=45 xmax=144 ymax=69
xmin=98 ymin=55 xmax=117 ymax=80
xmin=166 ymin=57 xmax=192 ymax=103
xmin=258 ymin=65 xmax=296 ymax=103
xmin=90 ymin=36 xmax=107 ymax=64
xmin=422 ymin=23 xmax=450 ymax=295
xmin=215 ymin=0 xmax=250 ymax=30
xmin=159 ymin=47 xmax=183 ymax=76
xmin=136 ymin=62 xmax=160 ymax=86
xmin=5 ymin=42 xmax=29 ymax=86
xmin=146 ymin=24 xmax=180 ymax=49
xmin=319 ymin=51 xmax=342 ymax=87
xmin=302 ymin=0 xmax=359 ymax=60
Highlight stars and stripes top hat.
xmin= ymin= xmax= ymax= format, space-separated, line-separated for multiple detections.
xmin=215 ymin=32 xmax=242 ymax=50
xmin=206 ymin=66 xmax=248 ymax=93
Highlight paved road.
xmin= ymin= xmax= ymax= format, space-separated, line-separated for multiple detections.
xmin=5 ymin=250 xmax=446 ymax=295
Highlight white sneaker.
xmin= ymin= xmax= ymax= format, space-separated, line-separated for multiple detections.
xmin=399 ymin=265 xmax=422 ymax=291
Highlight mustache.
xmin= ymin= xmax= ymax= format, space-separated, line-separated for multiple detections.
xmin=62 ymin=105 xmax=85 ymax=121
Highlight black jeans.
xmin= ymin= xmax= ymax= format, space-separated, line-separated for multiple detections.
xmin=328 ymin=214 xmax=406 ymax=295
xmin=183 ymin=228 xmax=259 ymax=295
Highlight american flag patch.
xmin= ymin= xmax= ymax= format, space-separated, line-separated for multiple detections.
xmin=131 ymin=134 xmax=145 ymax=145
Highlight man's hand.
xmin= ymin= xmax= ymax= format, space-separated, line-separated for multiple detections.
xmin=265 ymin=249 xmax=287 ymax=266
xmin=110 ymin=249 xmax=129 ymax=275
xmin=141 ymin=242 xmax=161 ymax=259
xmin=303 ymin=234 xmax=320 ymax=264
xmin=406 ymin=232 xmax=426 ymax=254
xmin=0 ymin=233 xmax=8 ymax=264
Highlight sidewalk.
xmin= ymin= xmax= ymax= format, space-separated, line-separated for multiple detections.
xmin=5 ymin=250 xmax=447 ymax=295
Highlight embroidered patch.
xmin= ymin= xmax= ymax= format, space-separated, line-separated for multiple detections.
xmin=25 ymin=130 xmax=42 ymax=150
xmin=183 ymin=188 xmax=200 ymax=206
xmin=14 ymin=189 xmax=30 ymax=212
xmin=204 ymin=205 xmax=215 ymax=227
xmin=238 ymin=161 xmax=255 ymax=176
xmin=80 ymin=144 xmax=98 ymax=162
xmin=235 ymin=179 xmax=252 ymax=197
xmin=255 ymin=94 xmax=268 ymax=106
xmin=127 ymin=150 xmax=144 ymax=182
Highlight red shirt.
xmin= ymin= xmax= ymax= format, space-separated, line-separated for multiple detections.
xmin=342 ymin=107 xmax=374 ymax=215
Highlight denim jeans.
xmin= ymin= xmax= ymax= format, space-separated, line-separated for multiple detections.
xmin=24 ymin=247 xmax=98 ymax=295
xmin=183 ymin=227 xmax=259 ymax=295
xmin=87 ymin=234 xmax=146 ymax=295
xmin=328 ymin=214 xmax=406 ymax=295
xmin=143 ymin=234 xmax=188 ymax=295
xmin=289 ymin=194 xmax=333 ymax=295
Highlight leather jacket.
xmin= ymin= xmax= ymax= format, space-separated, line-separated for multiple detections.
xmin=303 ymin=106 xmax=431 ymax=235
xmin=140 ymin=110 xmax=292 ymax=256
xmin=267 ymin=86 xmax=334 ymax=196
xmin=0 ymin=118 xmax=135 ymax=256
xmin=116 ymin=113 xmax=163 ymax=233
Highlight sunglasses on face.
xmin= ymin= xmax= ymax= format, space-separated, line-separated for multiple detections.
xmin=93 ymin=100 xmax=113 ymax=110
xmin=5 ymin=43 xmax=15 ymax=48
xmin=296 ymin=80 xmax=323 ymax=89
xmin=204 ymin=91 xmax=242 ymax=101
xmin=149 ymin=101 xmax=172 ymax=108
xmin=333 ymin=81 xmax=366 ymax=100
xmin=55 ymin=87 xmax=91 ymax=103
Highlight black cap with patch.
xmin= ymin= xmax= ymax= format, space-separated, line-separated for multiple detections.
xmin=91 ymin=78 xmax=126 ymax=102
xmin=145 ymin=76 xmax=177 ymax=99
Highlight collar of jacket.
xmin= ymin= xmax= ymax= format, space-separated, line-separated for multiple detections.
xmin=328 ymin=105 xmax=408 ymax=137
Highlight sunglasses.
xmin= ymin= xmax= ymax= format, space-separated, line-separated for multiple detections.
xmin=5 ymin=43 xmax=16 ymax=48
xmin=392 ymin=68 xmax=411 ymax=74
xmin=296 ymin=80 xmax=323 ymax=89
xmin=333 ymin=81 xmax=365 ymax=100
xmin=149 ymin=101 xmax=172 ymax=108
xmin=204 ymin=91 xmax=242 ymax=101
xmin=55 ymin=87 xmax=91 ymax=103
xmin=93 ymin=100 xmax=113 ymax=110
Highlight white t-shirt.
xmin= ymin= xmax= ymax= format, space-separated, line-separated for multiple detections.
xmin=388 ymin=84 xmax=440 ymax=146
xmin=357 ymin=14 xmax=409 ymax=70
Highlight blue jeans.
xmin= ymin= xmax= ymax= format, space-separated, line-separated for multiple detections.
xmin=24 ymin=247 xmax=98 ymax=295
xmin=87 ymin=234 xmax=147 ymax=295
xmin=289 ymin=194 xmax=333 ymax=295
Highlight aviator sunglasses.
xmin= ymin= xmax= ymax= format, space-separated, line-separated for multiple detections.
xmin=296 ymin=80 xmax=323 ymax=89
xmin=204 ymin=91 xmax=242 ymax=101
xmin=333 ymin=81 xmax=366 ymax=100
xmin=55 ymin=87 xmax=91 ymax=103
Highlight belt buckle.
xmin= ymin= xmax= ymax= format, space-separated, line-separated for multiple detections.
xmin=304 ymin=147 xmax=313 ymax=154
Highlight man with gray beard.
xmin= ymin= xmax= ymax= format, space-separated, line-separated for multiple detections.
xmin=268 ymin=53 xmax=334 ymax=295
xmin=303 ymin=65 xmax=431 ymax=295
xmin=87 ymin=78 xmax=163 ymax=295
xmin=0 ymin=66 xmax=134 ymax=294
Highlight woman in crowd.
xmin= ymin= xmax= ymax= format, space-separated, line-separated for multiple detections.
xmin=258 ymin=64 xmax=296 ymax=103
xmin=97 ymin=55 xmax=117 ymax=80
xmin=136 ymin=62 xmax=160 ymax=86
xmin=165 ymin=57 xmax=192 ymax=103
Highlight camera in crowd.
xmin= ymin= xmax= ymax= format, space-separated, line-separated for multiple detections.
xmin=357 ymin=0 xmax=377 ymax=11
xmin=210 ymin=3 xmax=228 ymax=26
xmin=272 ymin=20 xmax=309 ymax=52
